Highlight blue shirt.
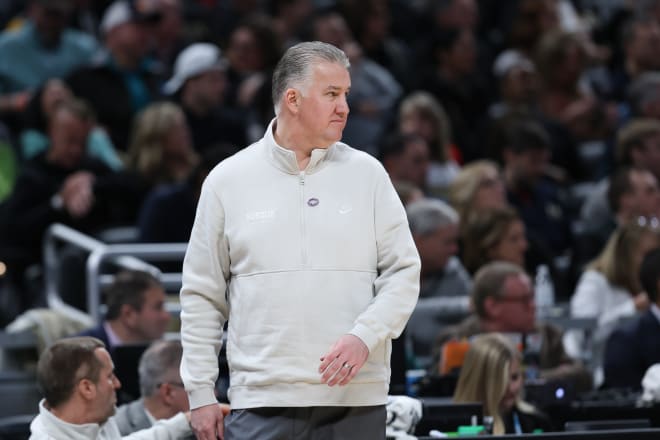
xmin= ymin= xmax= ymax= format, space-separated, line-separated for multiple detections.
xmin=0 ymin=21 xmax=98 ymax=93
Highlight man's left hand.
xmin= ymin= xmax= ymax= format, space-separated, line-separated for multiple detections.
xmin=319 ymin=334 xmax=369 ymax=387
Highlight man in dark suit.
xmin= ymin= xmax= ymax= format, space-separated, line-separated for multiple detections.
xmin=604 ymin=248 xmax=660 ymax=389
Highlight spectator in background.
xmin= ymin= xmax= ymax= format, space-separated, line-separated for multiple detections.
xmin=126 ymin=101 xmax=198 ymax=190
xmin=461 ymin=206 xmax=528 ymax=275
xmin=448 ymin=159 xmax=507 ymax=236
xmin=604 ymin=248 xmax=660 ymax=389
xmin=67 ymin=0 xmax=164 ymax=151
xmin=163 ymin=42 xmax=247 ymax=152
xmin=312 ymin=9 xmax=402 ymax=156
xmin=489 ymin=50 xmax=539 ymax=120
xmin=269 ymin=0 xmax=313 ymax=49
xmin=152 ymin=0 xmax=187 ymax=78
xmin=137 ymin=145 xmax=236 ymax=243
xmin=0 ymin=0 xmax=97 ymax=120
xmin=379 ymin=132 xmax=430 ymax=192
xmin=566 ymin=219 xmax=660 ymax=386
xmin=0 ymin=100 xmax=137 ymax=300
xmin=577 ymin=166 xmax=660 ymax=268
xmin=419 ymin=27 xmax=489 ymax=162
xmin=30 ymin=336 xmax=192 ymax=439
xmin=78 ymin=270 xmax=170 ymax=352
xmin=432 ymin=261 xmax=592 ymax=392
xmin=20 ymin=79 xmax=122 ymax=170
xmin=454 ymin=333 xmax=553 ymax=435
xmin=114 ymin=340 xmax=199 ymax=436
xmin=398 ymin=91 xmax=460 ymax=197
xmin=580 ymin=118 xmax=660 ymax=255
xmin=501 ymin=119 xmax=573 ymax=259
xmin=406 ymin=198 xmax=471 ymax=299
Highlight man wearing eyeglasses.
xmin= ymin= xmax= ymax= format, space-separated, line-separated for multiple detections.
xmin=430 ymin=261 xmax=592 ymax=392
xmin=114 ymin=340 xmax=195 ymax=437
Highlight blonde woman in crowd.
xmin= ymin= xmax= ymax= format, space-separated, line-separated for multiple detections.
xmin=566 ymin=218 xmax=660 ymax=386
xmin=448 ymin=160 xmax=507 ymax=230
xmin=454 ymin=333 xmax=553 ymax=435
xmin=126 ymin=101 xmax=198 ymax=189
xmin=461 ymin=206 xmax=528 ymax=275
xmin=399 ymin=91 xmax=460 ymax=197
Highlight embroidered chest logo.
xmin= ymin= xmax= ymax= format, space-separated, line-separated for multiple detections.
xmin=246 ymin=209 xmax=276 ymax=223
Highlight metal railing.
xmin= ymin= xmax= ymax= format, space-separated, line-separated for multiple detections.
xmin=43 ymin=224 xmax=187 ymax=324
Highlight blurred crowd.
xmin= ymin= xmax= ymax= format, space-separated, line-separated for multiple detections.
xmin=2 ymin=0 xmax=660 ymax=427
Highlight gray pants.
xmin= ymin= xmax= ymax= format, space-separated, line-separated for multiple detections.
xmin=224 ymin=405 xmax=386 ymax=440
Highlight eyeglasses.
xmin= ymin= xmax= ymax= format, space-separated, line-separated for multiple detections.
xmin=157 ymin=381 xmax=185 ymax=388
xmin=496 ymin=294 xmax=534 ymax=305
xmin=636 ymin=216 xmax=660 ymax=229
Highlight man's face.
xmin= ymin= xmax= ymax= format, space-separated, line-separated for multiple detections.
xmin=296 ymin=61 xmax=351 ymax=148
xmin=128 ymin=286 xmax=171 ymax=341
xmin=627 ymin=169 xmax=660 ymax=219
xmin=389 ymin=138 xmax=431 ymax=188
xmin=629 ymin=21 xmax=660 ymax=72
xmin=188 ymin=69 xmax=226 ymax=110
xmin=504 ymin=148 xmax=550 ymax=187
xmin=90 ymin=348 xmax=121 ymax=424
xmin=160 ymin=367 xmax=190 ymax=413
xmin=31 ymin=3 xmax=72 ymax=47
xmin=415 ymin=223 xmax=459 ymax=274
xmin=48 ymin=109 xmax=90 ymax=168
xmin=635 ymin=133 xmax=660 ymax=179
xmin=491 ymin=274 xmax=536 ymax=332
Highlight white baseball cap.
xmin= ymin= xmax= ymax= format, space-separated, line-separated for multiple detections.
xmin=493 ymin=49 xmax=535 ymax=79
xmin=100 ymin=0 xmax=161 ymax=35
xmin=163 ymin=43 xmax=228 ymax=95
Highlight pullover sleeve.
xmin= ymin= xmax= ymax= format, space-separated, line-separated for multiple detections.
xmin=349 ymin=167 xmax=421 ymax=352
xmin=122 ymin=413 xmax=191 ymax=439
xmin=179 ymin=175 xmax=231 ymax=409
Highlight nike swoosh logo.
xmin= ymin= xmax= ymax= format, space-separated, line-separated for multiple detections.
xmin=339 ymin=206 xmax=352 ymax=214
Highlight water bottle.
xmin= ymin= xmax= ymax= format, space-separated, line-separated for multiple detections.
xmin=534 ymin=264 xmax=555 ymax=319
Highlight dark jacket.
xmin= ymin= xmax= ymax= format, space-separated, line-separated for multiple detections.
xmin=603 ymin=309 xmax=660 ymax=390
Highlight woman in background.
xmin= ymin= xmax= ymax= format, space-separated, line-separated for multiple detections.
xmin=454 ymin=333 xmax=553 ymax=435
xmin=566 ymin=218 xmax=660 ymax=386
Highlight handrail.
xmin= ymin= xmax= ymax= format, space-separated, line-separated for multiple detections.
xmin=43 ymin=224 xmax=103 ymax=326
xmin=86 ymin=243 xmax=188 ymax=322
xmin=43 ymin=224 xmax=185 ymax=325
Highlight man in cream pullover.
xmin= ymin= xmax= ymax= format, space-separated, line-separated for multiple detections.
xmin=29 ymin=336 xmax=192 ymax=440
xmin=180 ymin=41 xmax=421 ymax=439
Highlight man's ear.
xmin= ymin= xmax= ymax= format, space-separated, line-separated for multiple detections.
xmin=483 ymin=296 xmax=500 ymax=319
xmin=78 ymin=378 xmax=96 ymax=401
xmin=120 ymin=303 xmax=138 ymax=326
xmin=284 ymin=88 xmax=300 ymax=113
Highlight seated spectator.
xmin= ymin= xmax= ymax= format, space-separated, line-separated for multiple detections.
xmin=0 ymin=0 xmax=97 ymax=120
xmin=502 ymin=119 xmax=573 ymax=259
xmin=20 ymin=79 xmax=122 ymax=170
xmin=604 ymin=248 xmax=660 ymax=389
xmin=566 ymin=219 xmax=660 ymax=386
xmin=461 ymin=206 xmax=528 ymax=275
xmin=163 ymin=42 xmax=247 ymax=152
xmin=393 ymin=181 xmax=424 ymax=207
xmin=432 ymin=261 xmax=592 ymax=392
xmin=454 ymin=333 xmax=553 ymax=435
xmin=380 ymin=132 xmax=431 ymax=192
xmin=580 ymin=118 xmax=660 ymax=260
xmin=126 ymin=101 xmax=198 ymax=190
xmin=77 ymin=270 xmax=170 ymax=352
xmin=448 ymin=160 xmax=507 ymax=233
xmin=137 ymin=146 xmax=236 ymax=243
xmin=398 ymin=91 xmax=460 ymax=196
xmin=66 ymin=0 xmax=164 ymax=151
xmin=0 ymin=99 xmax=140 ymax=292
xmin=406 ymin=198 xmax=471 ymax=299
xmin=30 ymin=336 xmax=192 ymax=439
xmin=577 ymin=166 xmax=660 ymax=268
xmin=114 ymin=340 xmax=195 ymax=436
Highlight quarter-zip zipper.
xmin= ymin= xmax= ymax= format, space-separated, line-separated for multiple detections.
xmin=299 ymin=171 xmax=307 ymax=266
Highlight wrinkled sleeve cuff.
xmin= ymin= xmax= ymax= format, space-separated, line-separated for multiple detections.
xmin=349 ymin=323 xmax=380 ymax=354
xmin=187 ymin=387 xmax=219 ymax=410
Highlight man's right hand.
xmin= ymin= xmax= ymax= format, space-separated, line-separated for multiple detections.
xmin=190 ymin=403 xmax=225 ymax=440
